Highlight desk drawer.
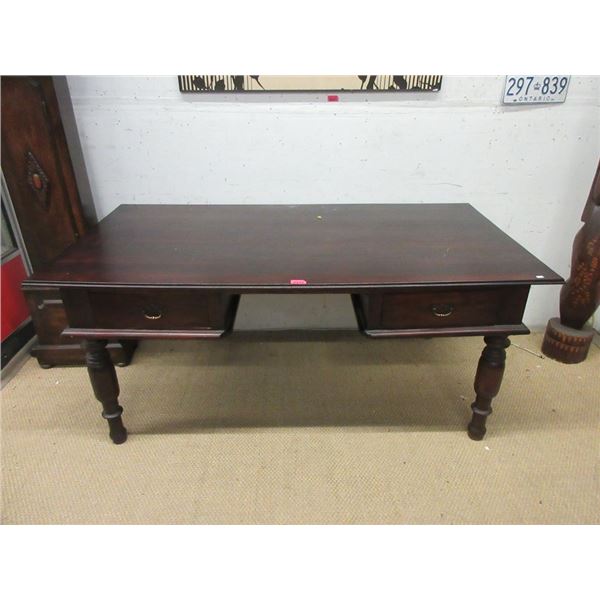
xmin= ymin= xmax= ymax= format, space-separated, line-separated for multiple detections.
xmin=61 ymin=288 xmax=239 ymax=335
xmin=354 ymin=286 xmax=530 ymax=334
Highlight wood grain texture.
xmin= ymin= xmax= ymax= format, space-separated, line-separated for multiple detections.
xmin=23 ymin=286 xmax=136 ymax=366
xmin=355 ymin=285 xmax=530 ymax=329
xmin=60 ymin=289 xmax=240 ymax=339
xmin=22 ymin=203 xmax=563 ymax=443
xmin=24 ymin=204 xmax=563 ymax=290
xmin=543 ymin=159 xmax=600 ymax=364
xmin=82 ymin=339 xmax=127 ymax=444
xmin=1 ymin=76 xmax=87 ymax=269
xmin=1 ymin=76 xmax=130 ymax=368
xmin=468 ymin=335 xmax=511 ymax=440
xmin=559 ymin=159 xmax=600 ymax=329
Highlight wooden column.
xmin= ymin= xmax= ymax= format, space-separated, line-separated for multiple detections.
xmin=542 ymin=160 xmax=600 ymax=363
xmin=82 ymin=339 xmax=128 ymax=444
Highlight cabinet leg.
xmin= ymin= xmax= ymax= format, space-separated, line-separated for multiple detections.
xmin=83 ymin=339 xmax=127 ymax=444
xmin=468 ymin=335 xmax=510 ymax=441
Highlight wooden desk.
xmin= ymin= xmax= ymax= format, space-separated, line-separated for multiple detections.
xmin=24 ymin=204 xmax=563 ymax=444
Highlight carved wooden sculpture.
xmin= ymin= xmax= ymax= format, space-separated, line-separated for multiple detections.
xmin=542 ymin=160 xmax=600 ymax=363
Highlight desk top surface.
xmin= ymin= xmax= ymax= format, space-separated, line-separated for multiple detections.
xmin=26 ymin=204 xmax=563 ymax=290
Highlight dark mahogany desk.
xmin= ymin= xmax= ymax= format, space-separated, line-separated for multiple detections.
xmin=23 ymin=204 xmax=563 ymax=444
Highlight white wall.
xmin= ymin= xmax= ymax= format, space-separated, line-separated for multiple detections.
xmin=66 ymin=76 xmax=600 ymax=329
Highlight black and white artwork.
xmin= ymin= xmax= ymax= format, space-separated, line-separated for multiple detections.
xmin=178 ymin=75 xmax=442 ymax=93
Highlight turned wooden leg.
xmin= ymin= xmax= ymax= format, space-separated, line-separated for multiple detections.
xmin=468 ymin=335 xmax=510 ymax=441
xmin=83 ymin=339 xmax=127 ymax=444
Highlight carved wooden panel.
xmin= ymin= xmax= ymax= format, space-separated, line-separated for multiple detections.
xmin=1 ymin=76 xmax=87 ymax=269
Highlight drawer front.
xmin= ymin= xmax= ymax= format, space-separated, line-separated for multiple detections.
xmin=358 ymin=286 xmax=529 ymax=331
xmin=62 ymin=288 xmax=239 ymax=332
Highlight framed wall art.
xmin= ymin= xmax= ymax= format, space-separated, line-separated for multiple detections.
xmin=178 ymin=75 xmax=442 ymax=93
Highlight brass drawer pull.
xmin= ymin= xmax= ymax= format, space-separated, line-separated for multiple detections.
xmin=432 ymin=303 xmax=454 ymax=317
xmin=143 ymin=305 xmax=163 ymax=320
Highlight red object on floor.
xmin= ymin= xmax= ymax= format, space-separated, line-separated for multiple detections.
xmin=327 ymin=95 xmax=339 ymax=102
xmin=1 ymin=255 xmax=29 ymax=341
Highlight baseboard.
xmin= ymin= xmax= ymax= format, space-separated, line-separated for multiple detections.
xmin=1 ymin=334 xmax=37 ymax=389
xmin=1 ymin=320 xmax=35 ymax=369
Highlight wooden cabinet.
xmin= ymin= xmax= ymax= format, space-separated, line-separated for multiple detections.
xmin=1 ymin=76 xmax=135 ymax=367
xmin=1 ymin=77 xmax=87 ymax=268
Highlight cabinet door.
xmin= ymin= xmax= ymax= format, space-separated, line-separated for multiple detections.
xmin=1 ymin=76 xmax=87 ymax=269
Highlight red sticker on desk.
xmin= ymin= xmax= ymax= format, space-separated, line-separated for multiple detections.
xmin=290 ymin=279 xmax=307 ymax=285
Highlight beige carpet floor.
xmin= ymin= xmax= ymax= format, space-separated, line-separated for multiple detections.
xmin=1 ymin=332 xmax=598 ymax=524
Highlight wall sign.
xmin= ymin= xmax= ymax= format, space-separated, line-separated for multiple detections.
xmin=502 ymin=75 xmax=570 ymax=104
xmin=178 ymin=75 xmax=442 ymax=93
